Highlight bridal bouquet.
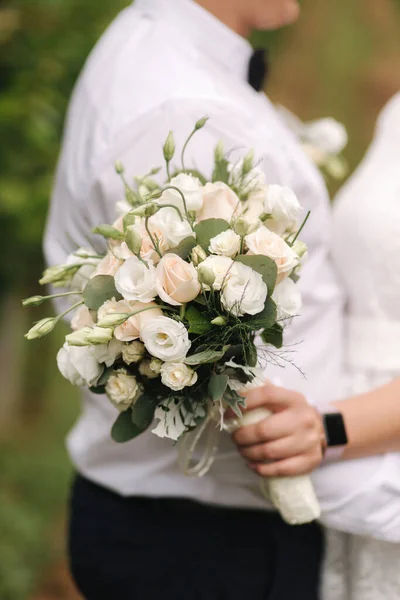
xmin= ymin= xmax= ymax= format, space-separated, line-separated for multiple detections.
xmin=24 ymin=117 xmax=319 ymax=524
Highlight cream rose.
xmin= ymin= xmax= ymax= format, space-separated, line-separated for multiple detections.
xmin=98 ymin=298 xmax=162 ymax=342
xmin=272 ymin=278 xmax=302 ymax=321
xmin=155 ymin=254 xmax=200 ymax=306
xmin=94 ymin=253 xmax=123 ymax=277
xmin=71 ymin=306 xmax=95 ymax=331
xmin=115 ymin=256 xmax=157 ymax=303
xmin=245 ymin=226 xmax=299 ymax=281
xmin=139 ymin=358 xmax=162 ymax=379
xmin=198 ymin=255 xmax=233 ymax=290
xmin=57 ymin=343 xmax=103 ymax=387
xmin=209 ymin=230 xmax=241 ymax=258
xmin=141 ymin=316 xmax=191 ymax=362
xmin=221 ymin=262 xmax=267 ymax=317
xmin=122 ymin=341 xmax=145 ymax=365
xmin=105 ymin=369 xmax=142 ymax=412
xmin=159 ymin=173 xmax=203 ymax=212
xmin=161 ymin=362 xmax=198 ymax=391
xmin=197 ymin=182 xmax=240 ymax=222
xmin=263 ymin=185 xmax=302 ymax=234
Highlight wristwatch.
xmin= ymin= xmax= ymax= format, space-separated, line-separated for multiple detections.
xmin=319 ymin=406 xmax=348 ymax=462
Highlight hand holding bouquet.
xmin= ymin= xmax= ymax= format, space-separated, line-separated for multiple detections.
xmin=24 ymin=117 xmax=319 ymax=524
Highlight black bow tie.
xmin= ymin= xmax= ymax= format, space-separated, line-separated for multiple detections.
xmin=247 ymin=49 xmax=269 ymax=92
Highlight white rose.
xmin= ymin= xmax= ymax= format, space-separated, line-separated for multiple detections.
xmin=198 ymin=255 xmax=233 ymax=290
xmin=161 ymin=362 xmax=198 ymax=391
xmin=245 ymin=226 xmax=299 ymax=281
xmin=93 ymin=253 xmax=123 ymax=277
xmin=221 ymin=262 xmax=267 ymax=317
xmin=272 ymin=278 xmax=302 ymax=320
xmin=209 ymin=230 xmax=241 ymax=258
xmin=57 ymin=343 xmax=103 ymax=387
xmin=115 ymin=256 xmax=157 ymax=303
xmin=92 ymin=337 xmax=125 ymax=367
xmin=151 ymin=208 xmax=194 ymax=248
xmin=159 ymin=173 xmax=203 ymax=212
xmin=303 ymin=118 xmax=348 ymax=155
xmin=71 ymin=305 xmax=95 ymax=331
xmin=197 ymin=182 xmax=240 ymax=222
xmin=122 ymin=341 xmax=145 ymax=365
xmin=263 ymin=185 xmax=302 ymax=234
xmin=155 ymin=253 xmax=200 ymax=306
xmin=139 ymin=358 xmax=162 ymax=379
xmin=141 ymin=316 xmax=191 ymax=361
xmin=105 ymin=369 xmax=142 ymax=412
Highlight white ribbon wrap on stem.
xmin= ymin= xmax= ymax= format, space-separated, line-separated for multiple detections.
xmin=231 ymin=407 xmax=321 ymax=525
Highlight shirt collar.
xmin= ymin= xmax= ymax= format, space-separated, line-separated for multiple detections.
xmin=133 ymin=0 xmax=253 ymax=83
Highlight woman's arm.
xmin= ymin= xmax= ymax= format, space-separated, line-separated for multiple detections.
xmin=333 ymin=377 xmax=400 ymax=460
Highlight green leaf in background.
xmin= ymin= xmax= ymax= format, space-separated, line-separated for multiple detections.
xmin=208 ymin=373 xmax=229 ymax=401
xmin=212 ymin=158 xmax=230 ymax=184
xmin=131 ymin=393 xmax=157 ymax=431
xmin=166 ymin=236 xmax=197 ymax=259
xmin=223 ymin=389 xmax=246 ymax=418
xmin=245 ymin=342 xmax=258 ymax=367
xmin=247 ymin=298 xmax=277 ymax=330
xmin=194 ymin=219 xmax=230 ymax=250
xmin=235 ymin=254 xmax=277 ymax=295
xmin=111 ymin=410 xmax=142 ymax=443
xmin=261 ymin=323 xmax=284 ymax=349
xmin=97 ymin=366 xmax=114 ymax=387
xmin=92 ymin=224 xmax=125 ymax=240
xmin=184 ymin=345 xmax=231 ymax=365
xmin=82 ymin=275 xmax=122 ymax=310
xmin=185 ymin=305 xmax=212 ymax=335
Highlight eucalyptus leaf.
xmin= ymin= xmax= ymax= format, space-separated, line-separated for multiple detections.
xmin=97 ymin=366 xmax=114 ymax=387
xmin=223 ymin=390 xmax=246 ymax=418
xmin=166 ymin=236 xmax=197 ymax=259
xmin=235 ymin=254 xmax=277 ymax=295
xmin=131 ymin=393 xmax=158 ymax=431
xmin=246 ymin=298 xmax=277 ymax=330
xmin=261 ymin=323 xmax=284 ymax=348
xmin=185 ymin=305 xmax=212 ymax=335
xmin=208 ymin=373 xmax=229 ymax=401
xmin=111 ymin=410 xmax=142 ymax=443
xmin=89 ymin=385 xmax=106 ymax=395
xmin=184 ymin=345 xmax=231 ymax=366
xmin=245 ymin=342 xmax=258 ymax=367
xmin=194 ymin=219 xmax=230 ymax=250
xmin=83 ymin=275 xmax=122 ymax=310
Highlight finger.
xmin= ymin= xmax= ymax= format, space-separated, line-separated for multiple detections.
xmin=233 ymin=408 xmax=305 ymax=446
xmin=249 ymin=452 xmax=322 ymax=477
xmin=242 ymin=384 xmax=305 ymax=413
xmin=239 ymin=431 xmax=320 ymax=462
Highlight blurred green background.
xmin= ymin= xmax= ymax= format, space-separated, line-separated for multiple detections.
xmin=0 ymin=1 xmax=399 ymax=598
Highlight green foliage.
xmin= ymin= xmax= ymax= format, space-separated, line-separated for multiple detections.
xmin=166 ymin=236 xmax=197 ymax=259
xmin=235 ymin=254 xmax=278 ymax=295
xmin=82 ymin=274 xmax=122 ymax=310
xmin=194 ymin=218 xmax=230 ymax=250
xmin=208 ymin=373 xmax=229 ymax=401
xmin=184 ymin=345 xmax=231 ymax=365
xmin=185 ymin=305 xmax=212 ymax=335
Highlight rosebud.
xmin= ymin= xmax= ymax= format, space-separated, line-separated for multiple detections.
xmin=234 ymin=216 xmax=260 ymax=237
xmin=122 ymin=341 xmax=145 ymax=365
xmin=85 ymin=326 xmax=114 ymax=345
xmin=25 ymin=317 xmax=57 ymax=340
xmin=92 ymin=224 xmax=125 ymax=240
xmin=130 ymin=203 xmax=160 ymax=218
xmin=190 ymin=245 xmax=207 ymax=266
xmin=195 ymin=116 xmax=209 ymax=130
xmin=22 ymin=295 xmax=44 ymax=307
xmin=125 ymin=225 xmax=142 ymax=255
xmin=242 ymin=149 xmax=254 ymax=176
xmin=211 ymin=316 xmax=227 ymax=327
xmin=292 ymin=240 xmax=308 ymax=259
xmin=66 ymin=327 xmax=93 ymax=347
xmin=115 ymin=161 xmax=124 ymax=174
xmin=74 ymin=248 xmax=96 ymax=259
xmin=197 ymin=265 xmax=216 ymax=288
xmin=163 ymin=131 xmax=175 ymax=162
xmin=39 ymin=265 xmax=76 ymax=286
xmin=97 ymin=313 xmax=131 ymax=329
xmin=214 ymin=140 xmax=224 ymax=163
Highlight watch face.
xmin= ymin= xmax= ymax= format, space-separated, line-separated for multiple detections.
xmin=324 ymin=413 xmax=348 ymax=447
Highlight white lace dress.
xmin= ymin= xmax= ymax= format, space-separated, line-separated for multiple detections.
xmin=323 ymin=93 xmax=400 ymax=599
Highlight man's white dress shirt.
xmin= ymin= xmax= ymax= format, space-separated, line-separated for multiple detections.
xmin=45 ymin=0 xmax=389 ymax=532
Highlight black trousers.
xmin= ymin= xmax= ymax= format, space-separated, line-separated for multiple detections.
xmin=68 ymin=475 xmax=323 ymax=600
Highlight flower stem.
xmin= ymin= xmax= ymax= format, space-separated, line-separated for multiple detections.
xmin=162 ymin=186 xmax=194 ymax=230
xmin=181 ymin=129 xmax=197 ymax=172
xmin=156 ymin=203 xmax=184 ymax=222
xmin=145 ymin=217 xmax=162 ymax=258
xmin=56 ymin=301 xmax=84 ymax=323
xmin=289 ymin=210 xmax=311 ymax=246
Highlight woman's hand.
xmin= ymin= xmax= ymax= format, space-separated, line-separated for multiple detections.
xmin=233 ymin=382 xmax=326 ymax=477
